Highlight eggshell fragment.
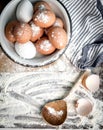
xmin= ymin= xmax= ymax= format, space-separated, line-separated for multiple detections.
xmin=48 ymin=27 xmax=68 ymax=49
xmin=85 ymin=74 xmax=100 ymax=93
xmin=16 ymin=0 xmax=33 ymax=22
xmin=33 ymin=9 xmax=56 ymax=28
xmin=15 ymin=41 xmax=36 ymax=59
xmin=76 ymin=98 xmax=93 ymax=116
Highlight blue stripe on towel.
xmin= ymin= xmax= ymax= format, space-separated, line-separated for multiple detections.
xmin=60 ymin=0 xmax=103 ymax=69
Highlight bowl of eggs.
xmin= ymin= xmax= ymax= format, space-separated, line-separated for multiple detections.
xmin=0 ymin=0 xmax=71 ymax=67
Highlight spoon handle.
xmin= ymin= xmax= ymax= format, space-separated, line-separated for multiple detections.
xmin=64 ymin=70 xmax=91 ymax=101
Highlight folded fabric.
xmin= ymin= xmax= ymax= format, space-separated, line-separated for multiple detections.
xmin=60 ymin=0 xmax=103 ymax=69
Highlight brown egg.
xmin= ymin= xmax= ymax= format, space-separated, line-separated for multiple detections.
xmin=34 ymin=1 xmax=51 ymax=11
xmin=33 ymin=9 xmax=56 ymax=28
xmin=35 ymin=37 xmax=55 ymax=55
xmin=29 ymin=21 xmax=44 ymax=42
xmin=45 ymin=17 xmax=64 ymax=35
xmin=53 ymin=17 xmax=64 ymax=28
xmin=48 ymin=27 xmax=68 ymax=49
xmin=13 ymin=22 xmax=32 ymax=43
xmin=5 ymin=20 xmax=18 ymax=43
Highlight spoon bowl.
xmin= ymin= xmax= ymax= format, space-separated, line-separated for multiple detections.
xmin=41 ymin=100 xmax=67 ymax=126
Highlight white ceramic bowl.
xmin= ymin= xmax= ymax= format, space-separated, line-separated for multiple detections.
xmin=0 ymin=0 xmax=72 ymax=67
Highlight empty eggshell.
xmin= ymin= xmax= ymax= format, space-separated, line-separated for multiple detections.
xmin=85 ymin=74 xmax=100 ymax=93
xmin=16 ymin=0 xmax=33 ymax=22
xmin=15 ymin=41 xmax=36 ymax=59
xmin=76 ymin=98 xmax=93 ymax=116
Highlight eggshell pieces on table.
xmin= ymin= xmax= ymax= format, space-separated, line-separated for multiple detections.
xmin=85 ymin=74 xmax=100 ymax=93
xmin=75 ymin=98 xmax=93 ymax=116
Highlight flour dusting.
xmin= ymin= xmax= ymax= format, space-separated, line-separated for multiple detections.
xmin=47 ymin=107 xmax=63 ymax=117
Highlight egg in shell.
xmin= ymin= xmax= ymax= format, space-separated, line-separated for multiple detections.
xmin=34 ymin=1 xmax=51 ymax=11
xmin=29 ymin=21 xmax=44 ymax=42
xmin=53 ymin=17 xmax=64 ymax=28
xmin=33 ymin=9 xmax=56 ymax=28
xmin=45 ymin=17 xmax=64 ymax=35
xmin=75 ymin=98 xmax=93 ymax=116
xmin=48 ymin=27 xmax=68 ymax=49
xmin=16 ymin=0 xmax=33 ymax=22
xmin=5 ymin=20 xmax=18 ymax=43
xmin=15 ymin=41 xmax=36 ymax=59
xmin=14 ymin=22 xmax=32 ymax=43
xmin=35 ymin=37 xmax=56 ymax=55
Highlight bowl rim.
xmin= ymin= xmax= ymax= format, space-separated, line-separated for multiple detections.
xmin=0 ymin=0 xmax=72 ymax=68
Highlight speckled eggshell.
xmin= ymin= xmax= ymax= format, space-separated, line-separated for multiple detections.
xmin=29 ymin=21 xmax=44 ymax=42
xmin=35 ymin=37 xmax=56 ymax=55
xmin=85 ymin=74 xmax=100 ymax=93
xmin=15 ymin=41 xmax=36 ymax=59
xmin=34 ymin=1 xmax=51 ymax=11
xmin=48 ymin=27 xmax=68 ymax=49
xmin=76 ymin=98 xmax=93 ymax=116
xmin=5 ymin=20 xmax=18 ymax=43
xmin=33 ymin=9 xmax=56 ymax=28
xmin=16 ymin=0 xmax=33 ymax=22
xmin=14 ymin=22 xmax=32 ymax=43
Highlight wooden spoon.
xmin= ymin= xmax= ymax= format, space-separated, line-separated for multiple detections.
xmin=41 ymin=71 xmax=90 ymax=126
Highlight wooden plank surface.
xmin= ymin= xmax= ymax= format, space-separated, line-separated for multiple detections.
xmin=0 ymin=68 xmax=103 ymax=129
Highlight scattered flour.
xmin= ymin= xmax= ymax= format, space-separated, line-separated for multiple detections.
xmin=47 ymin=107 xmax=63 ymax=117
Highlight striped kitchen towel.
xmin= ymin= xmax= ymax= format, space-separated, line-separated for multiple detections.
xmin=60 ymin=0 xmax=103 ymax=69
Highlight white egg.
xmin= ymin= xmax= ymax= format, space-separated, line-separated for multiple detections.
xmin=15 ymin=41 xmax=36 ymax=59
xmin=16 ymin=0 xmax=33 ymax=22
xmin=86 ymin=74 xmax=100 ymax=93
xmin=76 ymin=98 xmax=93 ymax=116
